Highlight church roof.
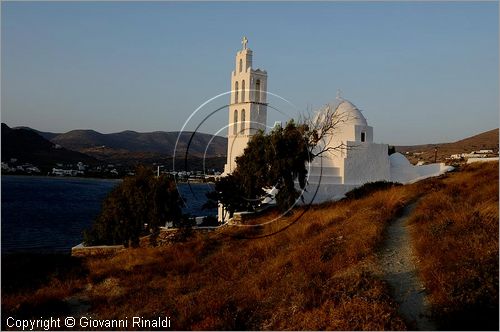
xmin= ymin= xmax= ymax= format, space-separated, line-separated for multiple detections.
xmin=334 ymin=99 xmax=368 ymax=126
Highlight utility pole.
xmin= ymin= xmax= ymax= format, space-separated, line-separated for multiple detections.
xmin=434 ymin=147 xmax=438 ymax=163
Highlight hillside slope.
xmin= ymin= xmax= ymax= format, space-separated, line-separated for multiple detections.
xmin=2 ymin=162 xmax=498 ymax=330
xmin=409 ymin=162 xmax=499 ymax=330
xmin=13 ymin=126 xmax=61 ymax=141
xmin=396 ymin=128 xmax=499 ymax=163
xmin=14 ymin=125 xmax=228 ymax=167
xmin=50 ymin=129 xmax=227 ymax=159
xmin=1 ymin=123 xmax=96 ymax=168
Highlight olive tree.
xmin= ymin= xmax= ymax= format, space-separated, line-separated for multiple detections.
xmin=83 ymin=166 xmax=183 ymax=247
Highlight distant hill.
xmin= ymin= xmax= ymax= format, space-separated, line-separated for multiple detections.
xmin=16 ymin=128 xmax=228 ymax=161
xmin=396 ymin=128 xmax=499 ymax=163
xmin=11 ymin=125 xmax=496 ymax=166
xmin=1 ymin=123 xmax=96 ymax=168
xmin=13 ymin=126 xmax=61 ymax=141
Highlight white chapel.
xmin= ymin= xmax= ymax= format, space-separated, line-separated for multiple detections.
xmin=300 ymin=98 xmax=392 ymax=202
xmin=220 ymin=38 xmax=453 ymax=215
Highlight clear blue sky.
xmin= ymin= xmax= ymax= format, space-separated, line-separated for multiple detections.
xmin=2 ymin=1 xmax=498 ymax=145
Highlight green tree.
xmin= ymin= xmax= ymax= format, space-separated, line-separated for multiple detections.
xmin=204 ymin=174 xmax=247 ymax=220
xmin=233 ymin=130 xmax=271 ymax=208
xmin=83 ymin=166 xmax=183 ymax=247
xmin=210 ymin=120 xmax=312 ymax=215
xmin=269 ymin=121 xmax=310 ymax=210
xmin=212 ymin=103 xmax=352 ymax=217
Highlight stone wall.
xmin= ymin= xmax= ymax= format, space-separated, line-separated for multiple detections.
xmin=71 ymin=243 xmax=125 ymax=257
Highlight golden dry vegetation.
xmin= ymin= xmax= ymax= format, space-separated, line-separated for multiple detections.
xmin=2 ymin=162 xmax=498 ymax=330
xmin=82 ymin=185 xmax=415 ymax=330
xmin=397 ymin=128 xmax=498 ymax=164
xmin=409 ymin=162 xmax=499 ymax=330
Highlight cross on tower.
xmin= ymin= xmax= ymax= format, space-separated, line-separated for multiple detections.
xmin=242 ymin=36 xmax=248 ymax=50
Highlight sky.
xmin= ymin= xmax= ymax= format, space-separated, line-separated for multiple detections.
xmin=1 ymin=1 xmax=498 ymax=145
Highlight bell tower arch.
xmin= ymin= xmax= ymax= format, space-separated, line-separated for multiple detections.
xmin=224 ymin=37 xmax=268 ymax=174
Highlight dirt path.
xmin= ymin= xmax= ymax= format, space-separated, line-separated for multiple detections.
xmin=378 ymin=202 xmax=436 ymax=331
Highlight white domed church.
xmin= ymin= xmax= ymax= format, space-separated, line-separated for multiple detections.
xmin=220 ymin=38 xmax=453 ymax=216
xmin=301 ymin=98 xmax=393 ymax=202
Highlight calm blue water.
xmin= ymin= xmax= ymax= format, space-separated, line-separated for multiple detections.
xmin=1 ymin=176 xmax=216 ymax=254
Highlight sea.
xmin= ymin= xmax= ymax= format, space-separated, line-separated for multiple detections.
xmin=1 ymin=175 xmax=217 ymax=254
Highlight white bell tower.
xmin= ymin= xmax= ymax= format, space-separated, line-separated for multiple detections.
xmin=223 ymin=37 xmax=268 ymax=174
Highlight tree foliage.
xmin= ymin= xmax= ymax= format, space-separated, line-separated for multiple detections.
xmin=208 ymin=120 xmax=313 ymax=216
xmin=83 ymin=166 xmax=183 ymax=247
xmin=209 ymin=103 xmax=354 ymax=218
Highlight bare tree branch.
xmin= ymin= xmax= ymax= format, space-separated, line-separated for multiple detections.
xmin=299 ymin=102 xmax=361 ymax=159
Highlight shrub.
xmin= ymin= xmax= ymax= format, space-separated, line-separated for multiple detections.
xmin=200 ymin=215 xmax=219 ymax=227
xmin=83 ymin=166 xmax=183 ymax=247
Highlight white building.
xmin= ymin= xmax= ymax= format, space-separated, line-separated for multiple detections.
xmin=219 ymin=38 xmax=453 ymax=219
xmin=300 ymin=99 xmax=454 ymax=203
xmin=223 ymin=37 xmax=268 ymax=175
xmin=301 ymin=99 xmax=391 ymax=202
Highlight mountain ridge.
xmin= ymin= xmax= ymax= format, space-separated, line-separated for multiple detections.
xmin=396 ymin=128 xmax=498 ymax=163
xmin=9 ymin=125 xmax=498 ymax=164
xmin=1 ymin=123 xmax=97 ymax=168
xmin=14 ymin=126 xmax=228 ymax=160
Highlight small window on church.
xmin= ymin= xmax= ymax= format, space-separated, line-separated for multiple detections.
xmin=239 ymin=59 xmax=243 ymax=72
xmin=361 ymin=132 xmax=366 ymax=142
xmin=235 ymin=82 xmax=239 ymax=103
xmin=233 ymin=110 xmax=238 ymax=135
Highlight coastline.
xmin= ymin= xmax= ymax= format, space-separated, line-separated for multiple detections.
xmin=2 ymin=176 xmax=217 ymax=255
xmin=1 ymin=173 xmax=123 ymax=182
xmin=1 ymin=173 xmax=216 ymax=184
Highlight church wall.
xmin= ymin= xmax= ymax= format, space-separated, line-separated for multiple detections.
xmin=334 ymin=125 xmax=355 ymax=143
xmin=250 ymin=71 xmax=268 ymax=102
xmin=336 ymin=125 xmax=374 ymax=143
xmin=390 ymin=161 xmax=453 ymax=184
xmin=250 ymin=103 xmax=267 ymax=134
xmin=311 ymin=148 xmax=348 ymax=183
xmin=300 ymin=183 xmax=359 ymax=205
xmin=343 ymin=142 xmax=390 ymax=185
xmin=225 ymin=134 xmax=252 ymax=173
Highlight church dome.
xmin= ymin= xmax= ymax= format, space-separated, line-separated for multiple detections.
xmin=389 ymin=152 xmax=412 ymax=167
xmin=334 ymin=100 xmax=368 ymax=126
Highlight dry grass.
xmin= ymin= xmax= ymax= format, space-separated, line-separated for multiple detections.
xmin=3 ymin=164 xmax=497 ymax=330
xmin=72 ymin=186 xmax=413 ymax=330
xmin=3 ymin=185 xmax=414 ymax=330
xmin=408 ymin=162 xmax=499 ymax=330
xmin=1 ymin=254 xmax=87 ymax=322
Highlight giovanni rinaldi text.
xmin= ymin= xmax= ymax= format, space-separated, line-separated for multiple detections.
xmin=6 ymin=316 xmax=172 ymax=330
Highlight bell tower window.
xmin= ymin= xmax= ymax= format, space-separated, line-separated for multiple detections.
xmin=239 ymin=59 xmax=243 ymax=72
xmin=234 ymin=81 xmax=239 ymax=103
xmin=255 ymin=79 xmax=261 ymax=102
xmin=233 ymin=110 xmax=238 ymax=135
